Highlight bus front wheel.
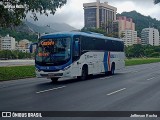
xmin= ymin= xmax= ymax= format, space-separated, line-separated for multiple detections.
xmin=78 ymin=65 xmax=88 ymax=80
xmin=51 ymin=78 xmax=58 ymax=83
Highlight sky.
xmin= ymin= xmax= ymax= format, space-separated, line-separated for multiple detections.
xmin=27 ymin=0 xmax=160 ymax=29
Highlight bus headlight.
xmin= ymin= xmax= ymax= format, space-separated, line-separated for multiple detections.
xmin=36 ymin=68 xmax=41 ymax=72
xmin=63 ymin=66 xmax=71 ymax=71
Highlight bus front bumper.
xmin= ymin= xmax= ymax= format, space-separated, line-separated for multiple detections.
xmin=36 ymin=71 xmax=63 ymax=78
xmin=36 ymin=69 xmax=70 ymax=78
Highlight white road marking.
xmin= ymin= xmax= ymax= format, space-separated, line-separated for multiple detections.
xmin=36 ymin=86 xmax=66 ymax=94
xmin=107 ymin=88 xmax=126 ymax=96
xmin=147 ymin=77 xmax=155 ymax=81
xmin=130 ymin=71 xmax=139 ymax=73
xmin=100 ymin=76 xmax=112 ymax=80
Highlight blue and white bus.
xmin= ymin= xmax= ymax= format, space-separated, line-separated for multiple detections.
xmin=30 ymin=32 xmax=125 ymax=82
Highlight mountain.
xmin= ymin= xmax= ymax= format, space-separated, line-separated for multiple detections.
xmin=117 ymin=11 xmax=160 ymax=37
xmin=24 ymin=21 xmax=58 ymax=33
xmin=24 ymin=21 xmax=77 ymax=33
xmin=48 ymin=23 xmax=77 ymax=32
xmin=0 ymin=26 xmax=37 ymax=42
xmin=13 ymin=22 xmax=35 ymax=35
xmin=0 ymin=21 xmax=77 ymax=42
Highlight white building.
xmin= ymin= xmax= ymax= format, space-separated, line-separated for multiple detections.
xmin=141 ymin=28 xmax=159 ymax=46
xmin=121 ymin=30 xmax=137 ymax=46
xmin=1 ymin=34 xmax=15 ymax=50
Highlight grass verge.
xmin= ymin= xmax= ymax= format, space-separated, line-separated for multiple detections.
xmin=0 ymin=65 xmax=35 ymax=81
xmin=125 ymin=58 xmax=160 ymax=66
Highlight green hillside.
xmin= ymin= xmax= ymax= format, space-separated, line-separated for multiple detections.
xmin=117 ymin=11 xmax=160 ymax=37
xmin=0 ymin=21 xmax=57 ymax=42
xmin=0 ymin=21 xmax=76 ymax=42
xmin=0 ymin=28 xmax=37 ymax=42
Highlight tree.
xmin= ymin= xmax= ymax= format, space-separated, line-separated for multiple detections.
xmin=0 ymin=50 xmax=33 ymax=59
xmin=0 ymin=0 xmax=67 ymax=28
xmin=125 ymin=45 xmax=160 ymax=58
xmin=107 ymin=32 xmax=118 ymax=38
xmin=81 ymin=27 xmax=119 ymax=37
xmin=154 ymin=0 xmax=160 ymax=4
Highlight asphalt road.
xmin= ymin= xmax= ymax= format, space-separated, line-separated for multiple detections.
xmin=0 ymin=63 xmax=160 ymax=120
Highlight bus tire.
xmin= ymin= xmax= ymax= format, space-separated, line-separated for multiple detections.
xmin=110 ymin=63 xmax=115 ymax=75
xmin=51 ymin=78 xmax=58 ymax=83
xmin=78 ymin=65 xmax=88 ymax=80
xmin=105 ymin=72 xmax=109 ymax=76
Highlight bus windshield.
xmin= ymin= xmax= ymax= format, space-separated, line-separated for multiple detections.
xmin=35 ymin=37 xmax=71 ymax=66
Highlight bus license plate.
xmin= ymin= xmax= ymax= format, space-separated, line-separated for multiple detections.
xmin=48 ymin=73 xmax=54 ymax=77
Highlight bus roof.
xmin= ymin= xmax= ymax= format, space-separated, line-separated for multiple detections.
xmin=40 ymin=31 xmax=123 ymax=42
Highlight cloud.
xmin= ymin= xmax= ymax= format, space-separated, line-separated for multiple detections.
xmin=26 ymin=0 xmax=160 ymax=29
xmin=27 ymin=0 xmax=91 ymax=29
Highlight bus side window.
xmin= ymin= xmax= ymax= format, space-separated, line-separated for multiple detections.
xmin=73 ymin=36 xmax=80 ymax=61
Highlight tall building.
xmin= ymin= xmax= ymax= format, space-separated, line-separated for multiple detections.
xmin=1 ymin=34 xmax=15 ymax=50
xmin=114 ymin=16 xmax=137 ymax=46
xmin=141 ymin=28 xmax=159 ymax=46
xmin=116 ymin=16 xmax=135 ymax=37
xmin=83 ymin=0 xmax=117 ymax=33
xmin=121 ymin=30 xmax=137 ymax=46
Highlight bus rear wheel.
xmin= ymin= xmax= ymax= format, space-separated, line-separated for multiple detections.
xmin=51 ymin=78 xmax=59 ymax=83
xmin=109 ymin=63 xmax=115 ymax=75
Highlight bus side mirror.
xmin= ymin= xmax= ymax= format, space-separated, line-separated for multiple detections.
xmin=74 ymin=41 xmax=79 ymax=56
xmin=30 ymin=43 xmax=38 ymax=53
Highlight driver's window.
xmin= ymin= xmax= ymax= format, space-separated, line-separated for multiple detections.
xmin=73 ymin=35 xmax=80 ymax=61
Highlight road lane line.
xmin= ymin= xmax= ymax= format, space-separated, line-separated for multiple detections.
xmin=130 ymin=71 xmax=139 ymax=73
xmin=147 ymin=77 xmax=155 ymax=81
xmin=107 ymin=88 xmax=126 ymax=96
xmin=100 ymin=76 xmax=112 ymax=80
xmin=36 ymin=86 xmax=66 ymax=94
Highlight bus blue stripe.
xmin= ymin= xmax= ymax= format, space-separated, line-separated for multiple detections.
xmin=103 ymin=52 xmax=108 ymax=72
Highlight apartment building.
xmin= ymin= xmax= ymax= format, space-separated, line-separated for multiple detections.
xmin=114 ymin=16 xmax=137 ymax=46
xmin=83 ymin=0 xmax=117 ymax=33
xmin=141 ymin=28 xmax=159 ymax=46
xmin=121 ymin=30 xmax=137 ymax=46
xmin=116 ymin=16 xmax=135 ymax=37
xmin=16 ymin=39 xmax=32 ymax=52
xmin=1 ymin=34 xmax=15 ymax=50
